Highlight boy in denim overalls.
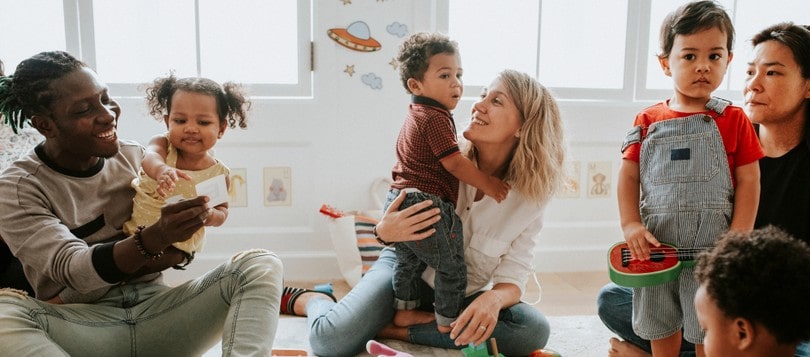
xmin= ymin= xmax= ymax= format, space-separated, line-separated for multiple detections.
xmin=617 ymin=1 xmax=764 ymax=355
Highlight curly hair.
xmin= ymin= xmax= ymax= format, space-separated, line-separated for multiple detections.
xmin=658 ymin=0 xmax=735 ymax=58
xmin=695 ymin=226 xmax=810 ymax=344
xmin=464 ymin=70 xmax=566 ymax=203
xmin=0 ymin=51 xmax=85 ymax=134
xmin=145 ymin=74 xmax=251 ymax=129
xmin=396 ymin=32 xmax=459 ymax=94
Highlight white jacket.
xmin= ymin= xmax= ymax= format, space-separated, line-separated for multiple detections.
xmin=422 ymin=182 xmax=547 ymax=296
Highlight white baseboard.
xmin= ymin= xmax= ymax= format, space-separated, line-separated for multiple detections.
xmin=163 ymin=247 xmax=608 ymax=286
xmin=159 ymin=221 xmax=618 ymax=285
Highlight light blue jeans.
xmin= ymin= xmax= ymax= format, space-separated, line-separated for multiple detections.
xmin=0 ymin=249 xmax=283 ymax=356
xmin=597 ymin=283 xmax=810 ymax=357
xmin=307 ymin=248 xmax=550 ymax=357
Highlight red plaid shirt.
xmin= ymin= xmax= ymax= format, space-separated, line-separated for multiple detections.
xmin=391 ymin=96 xmax=460 ymax=203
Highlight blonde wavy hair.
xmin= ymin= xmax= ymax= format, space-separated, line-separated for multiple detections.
xmin=466 ymin=70 xmax=566 ymax=203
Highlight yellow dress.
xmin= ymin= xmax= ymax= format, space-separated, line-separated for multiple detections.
xmin=123 ymin=143 xmax=230 ymax=254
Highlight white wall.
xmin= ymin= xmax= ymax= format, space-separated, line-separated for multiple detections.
xmin=116 ymin=1 xmax=649 ymax=283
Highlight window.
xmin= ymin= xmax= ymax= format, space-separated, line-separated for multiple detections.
xmin=443 ymin=0 xmax=810 ymax=103
xmin=0 ymin=0 xmax=311 ymax=97
xmin=444 ymin=0 xmax=632 ymax=101
xmin=0 ymin=0 xmax=66 ymax=70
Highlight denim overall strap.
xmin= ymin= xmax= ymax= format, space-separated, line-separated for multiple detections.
xmin=638 ymin=113 xmax=733 ymax=246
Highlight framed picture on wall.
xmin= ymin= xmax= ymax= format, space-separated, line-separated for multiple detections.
xmin=263 ymin=167 xmax=292 ymax=206
xmin=228 ymin=168 xmax=248 ymax=207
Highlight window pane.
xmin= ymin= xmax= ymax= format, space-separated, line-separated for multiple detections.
xmin=538 ymin=0 xmax=627 ymax=89
xmin=726 ymin=1 xmax=810 ymax=92
xmin=448 ymin=0 xmax=538 ymax=87
xmin=0 ymin=0 xmax=65 ymax=72
xmin=93 ymin=0 xmax=197 ymax=83
xmin=199 ymin=0 xmax=298 ymax=84
xmin=449 ymin=0 xmax=627 ymax=90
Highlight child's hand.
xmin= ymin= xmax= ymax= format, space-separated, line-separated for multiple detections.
xmin=202 ymin=206 xmax=228 ymax=227
xmin=156 ymin=166 xmax=192 ymax=197
xmin=482 ymin=176 xmax=511 ymax=203
xmin=622 ymin=222 xmax=660 ymax=261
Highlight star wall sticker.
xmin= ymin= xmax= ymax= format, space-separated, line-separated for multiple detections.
xmin=389 ymin=58 xmax=398 ymax=69
xmin=344 ymin=65 xmax=356 ymax=76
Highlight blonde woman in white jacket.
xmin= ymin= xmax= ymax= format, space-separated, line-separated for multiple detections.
xmin=286 ymin=69 xmax=566 ymax=357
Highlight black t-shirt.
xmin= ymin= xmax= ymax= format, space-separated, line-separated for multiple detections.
xmin=755 ymin=139 xmax=810 ymax=244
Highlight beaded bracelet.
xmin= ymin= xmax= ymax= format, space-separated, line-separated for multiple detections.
xmin=372 ymin=225 xmax=392 ymax=246
xmin=134 ymin=225 xmax=163 ymax=260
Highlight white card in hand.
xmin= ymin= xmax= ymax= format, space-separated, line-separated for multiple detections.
xmin=164 ymin=195 xmax=184 ymax=204
xmin=196 ymin=174 xmax=229 ymax=207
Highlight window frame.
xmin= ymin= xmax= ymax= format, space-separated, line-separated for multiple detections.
xmin=62 ymin=0 xmax=312 ymax=98
xmin=437 ymin=0 xmax=752 ymax=104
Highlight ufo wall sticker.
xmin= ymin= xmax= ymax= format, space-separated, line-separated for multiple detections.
xmin=327 ymin=21 xmax=381 ymax=52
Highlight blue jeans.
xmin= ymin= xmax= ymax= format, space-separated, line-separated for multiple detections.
xmin=307 ymin=248 xmax=550 ymax=357
xmin=597 ymin=283 xmax=810 ymax=356
xmin=385 ymin=189 xmax=466 ymax=327
xmin=0 ymin=249 xmax=283 ymax=356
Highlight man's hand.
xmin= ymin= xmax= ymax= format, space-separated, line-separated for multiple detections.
xmin=143 ymin=196 xmax=210 ymax=249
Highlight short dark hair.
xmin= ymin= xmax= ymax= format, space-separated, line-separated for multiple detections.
xmin=695 ymin=226 xmax=810 ymax=344
xmin=396 ymin=32 xmax=458 ymax=94
xmin=750 ymin=22 xmax=810 ymax=127
xmin=658 ymin=1 xmax=735 ymax=58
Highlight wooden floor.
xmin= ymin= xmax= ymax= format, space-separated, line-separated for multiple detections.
xmin=290 ymin=270 xmax=610 ymax=317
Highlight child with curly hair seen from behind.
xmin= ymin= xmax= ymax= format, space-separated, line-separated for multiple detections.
xmin=617 ymin=1 xmax=764 ymax=356
xmin=694 ymin=226 xmax=810 ymax=357
xmin=123 ymin=74 xmax=250 ymax=267
xmin=384 ymin=32 xmax=510 ymax=333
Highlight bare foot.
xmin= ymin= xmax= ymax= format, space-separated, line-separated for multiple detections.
xmin=393 ymin=309 xmax=436 ymax=327
xmin=608 ymin=337 xmax=651 ymax=357
xmin=377 ymin=323 xmax=409 ymax=341
xmin=292 ymin=292 xmax=334 ymax=316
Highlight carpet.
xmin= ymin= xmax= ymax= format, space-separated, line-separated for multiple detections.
xmin=203 ymin=315 xmax=614 ymax=356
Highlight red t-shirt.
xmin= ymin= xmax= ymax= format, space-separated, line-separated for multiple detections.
xmin=391 ymin=96 xmax=460 ymax=203
xmin=623 ymin=100 xmax=764 ymax=184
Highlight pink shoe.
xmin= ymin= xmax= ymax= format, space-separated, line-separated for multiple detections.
xmin=366 ymin=340 xmax=414 ymax=357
